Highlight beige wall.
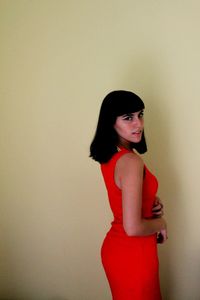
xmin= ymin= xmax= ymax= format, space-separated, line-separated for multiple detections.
xmin=1 ymin=1 xmax=200 ymax=299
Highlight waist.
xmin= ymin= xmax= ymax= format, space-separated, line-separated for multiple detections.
xmin=107 ymin=221 xmax=156 ymax=241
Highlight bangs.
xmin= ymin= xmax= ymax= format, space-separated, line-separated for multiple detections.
xmin=104 ymin=90 xmax=145 ymax=118
xmin=114 ymin=96 xmax=145 ymax=117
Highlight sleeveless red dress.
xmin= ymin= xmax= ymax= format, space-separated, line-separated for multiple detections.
xmin=100 ymin=148 xmax=162 ymax=300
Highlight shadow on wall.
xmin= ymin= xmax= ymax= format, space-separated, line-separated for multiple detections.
xmin=117 ymin=55 xmax=183 ymax=298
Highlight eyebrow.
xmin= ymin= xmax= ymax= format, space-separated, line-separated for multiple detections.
xmin=122 ymin=110 xmax=144 ymax=117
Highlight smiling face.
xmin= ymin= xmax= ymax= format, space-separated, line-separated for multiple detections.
xmin=114 ymin=110 xmax=144 ymax=149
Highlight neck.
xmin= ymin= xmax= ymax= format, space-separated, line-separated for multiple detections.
xmin=118 ymin=142 xmax=132 ymax=151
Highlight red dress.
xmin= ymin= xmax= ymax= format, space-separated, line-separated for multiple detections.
xmin=100 ymin=148 xmax=162 ymax=300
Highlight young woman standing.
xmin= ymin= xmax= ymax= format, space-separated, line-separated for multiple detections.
xmin=90 ymin=90 xmax=167 ymax=300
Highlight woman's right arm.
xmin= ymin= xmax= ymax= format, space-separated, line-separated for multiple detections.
xmin=115 ymin=153 xmax=167 ymax=237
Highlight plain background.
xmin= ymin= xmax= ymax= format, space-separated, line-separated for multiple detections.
xmin=1 ymin=1 xmax=200 ymax=299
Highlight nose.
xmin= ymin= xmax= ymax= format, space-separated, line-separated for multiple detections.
xmin=133 ymin=116 xmax=143 ymax=127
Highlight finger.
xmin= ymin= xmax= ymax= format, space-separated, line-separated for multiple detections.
xmin=153 ymin=208 xmax=163 ymax=213
xmin=152 ymin=204 xmax=161 ymax=211
xmin=153 ymin=209 xmax=162 ymax=214
xmin=153 ymin=211 xmax=163 ymax=216
xmin=155 ymin=197 xmax=163 ymax=208
xmin=163 ymin=232 xmax=168 ymax=242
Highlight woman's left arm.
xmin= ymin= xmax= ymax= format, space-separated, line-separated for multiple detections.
xmin=152 ymin=197 xmax=168 ymax=243
xmin=152 ymin=196 xmax=164 ymax=218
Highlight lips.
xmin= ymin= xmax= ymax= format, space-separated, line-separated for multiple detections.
xmin=132 ymin=130 xmax=142 ymax=134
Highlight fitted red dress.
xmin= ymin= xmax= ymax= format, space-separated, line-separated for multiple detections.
xmin=100 ymin=148 xmax=162 ymax=300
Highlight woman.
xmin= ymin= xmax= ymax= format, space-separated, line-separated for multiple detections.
xmin=90 ymin=90 xmax=167 ymax=300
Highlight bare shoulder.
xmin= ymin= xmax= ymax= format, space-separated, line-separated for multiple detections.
xmin=116 ymin=152 xmax=144 ymax=173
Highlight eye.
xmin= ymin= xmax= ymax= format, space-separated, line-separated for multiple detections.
xmin=139 ymin=111 xmax=144 ymax=118
xmin=122 ymin=114 xmax=133 ymax=121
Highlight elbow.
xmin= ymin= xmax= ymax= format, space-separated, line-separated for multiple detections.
xmin=124 ymin=225 xmax=142 ymax=237
xmin=125 ymin=230 xmax=136 ymax=237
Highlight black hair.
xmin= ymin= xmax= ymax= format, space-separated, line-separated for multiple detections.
xmin=89 ymin=90 xmax=147 ymax=163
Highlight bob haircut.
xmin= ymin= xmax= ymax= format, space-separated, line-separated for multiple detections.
xmin=90 ymin=90 xmax=147 ymax=163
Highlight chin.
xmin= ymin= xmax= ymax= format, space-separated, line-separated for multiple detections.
xmin=132 ymin=138 xmax=142 ymax=143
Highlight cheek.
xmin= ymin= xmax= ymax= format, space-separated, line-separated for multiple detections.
xmin=114 ymin=123 xmax=128 ymax=136
xmin=113 ymin=121 xmax=120 ymax=133
xmin=114 ymin=121 xmax=123 ymax=131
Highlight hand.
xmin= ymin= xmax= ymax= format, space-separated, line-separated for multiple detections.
xmin=152 ymin=196 xmax=164 ymax=218
xmin=157 ymin=228 xmax=168 ymax=244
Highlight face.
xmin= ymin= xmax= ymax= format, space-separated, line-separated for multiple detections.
xmin=114 ymin=110 xmax=144 ymax=148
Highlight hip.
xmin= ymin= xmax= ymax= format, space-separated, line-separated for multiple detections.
xmin=101 ymin=228 xmax=158 ymax=263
